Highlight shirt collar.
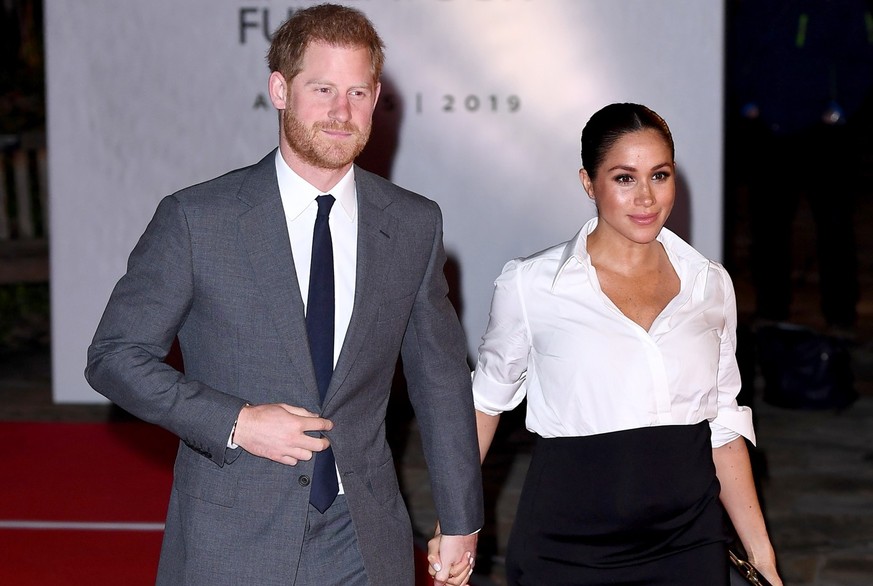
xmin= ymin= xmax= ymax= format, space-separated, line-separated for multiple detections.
xmin=551 ymin=217 xmax=709 ymax=291
xmin=552 ymin=218 xmax=596 ymax=291
xmin=274 ymin=151 xmax=357 ymax=221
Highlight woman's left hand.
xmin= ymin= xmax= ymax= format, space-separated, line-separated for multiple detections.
xmin=750 ymin=557 xmax=782 ymax=586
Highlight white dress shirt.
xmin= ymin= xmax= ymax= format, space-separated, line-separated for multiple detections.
xmin=472 ymin=217 xmax=755 ymax=448
xmin=275 ymin=151 xmax=358 ymax=491
xmin=275 ymin=153 xmax=358 ymax=363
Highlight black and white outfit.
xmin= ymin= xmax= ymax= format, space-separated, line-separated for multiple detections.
xmin=473 ymin=218 xmax=755 ymax=585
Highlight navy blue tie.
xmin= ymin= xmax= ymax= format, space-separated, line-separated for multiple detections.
xmin=307 ymin=194 xmax=339 ymax=513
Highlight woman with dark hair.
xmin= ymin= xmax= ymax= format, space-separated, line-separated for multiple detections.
xmin=430 ymin=103 xmax=782 ymax=585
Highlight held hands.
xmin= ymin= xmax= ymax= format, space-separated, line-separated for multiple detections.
xmin=232 ymin=403 xmax=333 ymax=465
xmin=427 ymin=522 xmax=477 ymax=586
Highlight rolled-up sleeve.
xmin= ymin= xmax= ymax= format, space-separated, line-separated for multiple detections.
xmin=710 ymin=267 xmax=756 ymax=447
xmin=473 ymin=260 xmax=530 ymax=416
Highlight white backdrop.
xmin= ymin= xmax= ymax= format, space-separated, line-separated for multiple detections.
xmin=47 ymin=0 xmax=725 ymax=403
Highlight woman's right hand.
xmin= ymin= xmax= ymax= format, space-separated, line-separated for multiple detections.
xmin=427 ymin=521 xmax=475 ymax=586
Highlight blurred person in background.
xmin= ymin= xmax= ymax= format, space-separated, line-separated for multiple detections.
xmin=727 ymin=0 xmax=873 ymax=339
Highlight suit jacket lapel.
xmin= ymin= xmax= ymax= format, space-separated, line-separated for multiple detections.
xmin=325 ymin=168 xmax=396 ymax=405
xmin=237 ymin=151 xmax=320 ymax=401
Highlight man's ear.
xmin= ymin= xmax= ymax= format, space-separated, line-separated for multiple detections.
xmin=579 ymin=168 xmax=595 ymax=200
xmin=268 ymin=71 xmax=288 ymax=110
xmin=371 ymin=81 xmax=382 ymax=113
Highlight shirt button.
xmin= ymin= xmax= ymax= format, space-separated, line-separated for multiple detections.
xmin=298 ymin=475 xmax=311 ymax=487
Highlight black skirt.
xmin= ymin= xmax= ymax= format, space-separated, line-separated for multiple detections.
xmin=505 ymin=421 xmax=729 ymax=586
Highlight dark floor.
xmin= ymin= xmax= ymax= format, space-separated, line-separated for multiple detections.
xmin=1 ymin=184 xmax=872 ymax=585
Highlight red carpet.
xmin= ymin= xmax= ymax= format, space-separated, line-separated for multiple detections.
xmin=2 ymin=422 xmax=176 ymax=522
xmin=0 ymin=421 xmax=433 ymax=584
xmin=0 ymin=529 xmax=164 ymax=585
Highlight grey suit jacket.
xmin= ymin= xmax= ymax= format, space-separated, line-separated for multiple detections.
xmin=86 ymin=151 xmax=483 ymax=585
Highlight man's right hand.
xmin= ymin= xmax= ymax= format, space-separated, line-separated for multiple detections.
xmin=232 ymin=403 xmax=333 ymax=465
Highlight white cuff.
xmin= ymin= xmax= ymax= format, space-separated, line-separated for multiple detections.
xmin=710 ymin=406 xmax=756 ymax=447
xmin=472 ymin=367 xmax=527 ymax=416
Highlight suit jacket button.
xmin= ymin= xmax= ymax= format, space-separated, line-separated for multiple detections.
xmin=298 ymin=475 xmax=311 ymax=487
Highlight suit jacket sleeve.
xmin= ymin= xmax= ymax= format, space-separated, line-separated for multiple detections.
xmin=400 ymin=201 xmax=484 ymax=536
xmin=85 ymin=195 xmax=247 ymax=466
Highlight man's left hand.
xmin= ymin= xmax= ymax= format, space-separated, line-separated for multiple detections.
xmin=428 ymin=523 xmax=477 ymax=586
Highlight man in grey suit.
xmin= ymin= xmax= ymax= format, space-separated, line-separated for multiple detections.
xmin=85 ymin=4 xmax=483 ymax=584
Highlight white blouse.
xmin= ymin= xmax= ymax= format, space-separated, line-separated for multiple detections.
xmin=472 ymin=218 xmax=755 ymax=448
